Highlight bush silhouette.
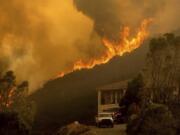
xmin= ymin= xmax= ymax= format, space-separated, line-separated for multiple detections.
xmin=0 ymin=112 xmax=29 ymax=135
xmin=127 ymin=104 xmax=176 ymax=135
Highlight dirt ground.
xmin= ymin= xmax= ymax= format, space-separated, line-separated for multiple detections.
xmin=91 ymin=124 xmax=127 ymax=135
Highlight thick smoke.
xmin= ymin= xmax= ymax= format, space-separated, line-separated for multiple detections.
xmin=0 ymin=0 xmax=179 ymax=93
xmin=74 ymin=0 xmax=180 ymax=39
xmin=0 ymin=0 xmax=104 ymax=93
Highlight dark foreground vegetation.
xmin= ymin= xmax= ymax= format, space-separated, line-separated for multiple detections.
xmin=120 ymin=33 xmax=180 ymax=135
xmin=0 ymin=71 xmax=35 ymax=135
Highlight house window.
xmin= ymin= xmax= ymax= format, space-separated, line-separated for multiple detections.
xmin=117 ymin=89 xmax=124 ymax=103
xmin=101 ymin=90 xmax=115 ymax=105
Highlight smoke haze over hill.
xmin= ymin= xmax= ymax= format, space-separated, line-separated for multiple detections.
xmin=0 ymin=0 xmax=103 ymax=92
xmin=0 ymin=0 xmax=179 ymax=93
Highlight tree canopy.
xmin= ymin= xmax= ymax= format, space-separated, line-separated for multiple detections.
xmin=144 ymin=33 xmax=180 ymax=103
xmin=0 ymin=71 xmax=35 ymax=130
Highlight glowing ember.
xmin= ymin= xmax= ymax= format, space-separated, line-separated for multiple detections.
xmin=0 ymin=87 xmax=16 ymax=110
xmin=58 ymin=19 xmax=153 ymax=77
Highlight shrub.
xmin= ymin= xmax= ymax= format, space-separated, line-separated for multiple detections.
xmin=127 ymin=104 xmax=176 ymax=135
xmin=0 ymin=112 xmax=29 ymax=135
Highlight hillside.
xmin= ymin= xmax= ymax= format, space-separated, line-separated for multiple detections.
xmin=31 ymin=41 xmax=149 ymax=131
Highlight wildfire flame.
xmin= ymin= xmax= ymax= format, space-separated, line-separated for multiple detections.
xmin=0 ymin=87 xmax=16 ymax=110
xmin=58 ymin=19 xmax=153 ymax=77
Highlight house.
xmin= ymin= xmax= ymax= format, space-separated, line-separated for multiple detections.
xmin=97 ymin=80 xmax=129 ymax=114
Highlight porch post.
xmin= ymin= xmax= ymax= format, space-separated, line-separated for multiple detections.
xmin=98 ymin=89 xmax=101 ymax=114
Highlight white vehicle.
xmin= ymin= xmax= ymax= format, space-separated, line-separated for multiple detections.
xmin=95 ymin=112 xmax=114 ymax=128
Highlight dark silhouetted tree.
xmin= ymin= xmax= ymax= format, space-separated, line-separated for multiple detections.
xmin=127 ymin=104 xmax=176 ymax=135
xmin=120 ymin=74 xmax=147 ymax=117
xmin=144 ymin=33 xmax=180 ymax=103
xmin=0 ymin=71 xmax=36 ymax=133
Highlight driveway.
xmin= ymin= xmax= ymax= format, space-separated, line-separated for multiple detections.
xmin=91 ymin=124 xmax=126 ymax=135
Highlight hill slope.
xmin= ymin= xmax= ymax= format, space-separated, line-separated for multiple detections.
xmin=31 ymin=42 xmax=149 ymax=131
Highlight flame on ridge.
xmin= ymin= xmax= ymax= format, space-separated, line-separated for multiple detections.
xmin=58 ymin=18 xmax=153 ymax=77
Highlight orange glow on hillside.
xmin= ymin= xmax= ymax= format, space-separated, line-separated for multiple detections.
xmin=58 ymin=19 xmax=153 ymax=77
xmin=0 ymin=87 xmax=16 ymax=110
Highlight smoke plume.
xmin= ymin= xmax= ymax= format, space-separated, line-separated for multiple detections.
xmin=0 ymin=0 xmax=103 ymax=93
xmin=74 ymin=0 xmax=180 ymax=38
xmin=0 ymin=0 xmax=179 ymax=93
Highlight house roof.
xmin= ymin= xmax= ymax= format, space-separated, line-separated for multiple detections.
xmin=98 ymin=80 xmax=130 ymax=90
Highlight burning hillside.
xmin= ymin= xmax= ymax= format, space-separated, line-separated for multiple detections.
xmin=58 ymin=19 xmax=152 ymax=77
